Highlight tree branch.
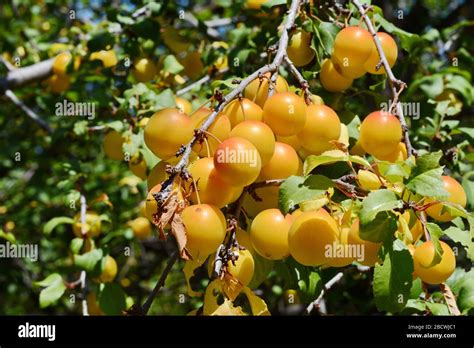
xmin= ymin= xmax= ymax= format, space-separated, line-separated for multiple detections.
xmin=0 ymin=57 xmax=52 ymax=133
xmin=176 ymin=67 xmax=229 ymax=96
xmin=350 ymin=0 xmax=415 ymax=157
xmin=4 ymin=90 xmax=52 ymax=133
xmin=79 ymin=194 xmax=89 ymax=316
xmin=0 ymin=58 xmax=54 ymax=92
xmin=182 ymin=12 xmax=222 ymax=39
xmin=141 ymin=250 xmax=179 ymax=315
xmin=306 ymin=272 xmax=343 ymax=314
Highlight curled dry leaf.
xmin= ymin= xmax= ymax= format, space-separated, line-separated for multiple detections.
xmin=440 ymin=283 xmax=461 ymax=316
xmin=150 ymin=183 xmax=191 ymax=259
xmin=170 ymin=211 xmax=191 ymax=260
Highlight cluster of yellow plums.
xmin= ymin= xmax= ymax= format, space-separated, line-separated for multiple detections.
xmin=319 ymin=26 xmax=398 ymax=92
xmin=133 ymin=67 xmax=467 ymax=287
xmin=47 ymin=48 xmax=119 ymax=93
xmin=46 ymin=48 xmax=164 ymax=93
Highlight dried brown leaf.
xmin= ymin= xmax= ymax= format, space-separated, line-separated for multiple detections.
xmin=440 ymin=283 xmax=461 ymax=316
xmin=158 ymin=190 xmax=179 ymax=228
xmin=171 ymin=213 xmax=191 ymax=260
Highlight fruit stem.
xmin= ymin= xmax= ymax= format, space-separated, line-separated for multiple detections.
xmin=191 ymin=176 xmax=201 ymax=205
xmin=419 ymin=211 xmax=431 ymax=241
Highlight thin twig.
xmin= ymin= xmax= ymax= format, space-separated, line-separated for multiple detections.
xmin=182 ymin=12 xmax=221 ymax=39
xmin=176 ymin=68 xmax=229 ymax=96
xmin=350 ymin=0 xmax=415 ymax=157
xmin=1 ymin=56 xmax=52 ymax=132
xmin=141 ymin=251 xmax=179 ymax=315
xmin=306 ymin=272 xmax=343 ymax=314
xmin=79 ymin=194 xmax=89 ymax=316
xmin=283 ymin=55 xmax=312 ymax=104
xmin=4 ymin=90 xmax=52 ymax=133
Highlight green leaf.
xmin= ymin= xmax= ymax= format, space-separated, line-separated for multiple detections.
xmin=300 ymin=197 xmax=329 ymax=212
xmin=304 ymin=153 xmax=347 ymax=175
xmin=375 ymin=14 xmax=423 ymax=53
xmin=373 ymin=240 xmax=413 ymax=313
xmin=445 ymin=75 xmax=474 ymax=105
xmin=359 ymin=211 xmax=398 ymax=243
xmin=248 ymin=253 xmax=274 ymax=288
xmin=107 ymin=120 xmax=124 ymax=132
xmin=98 ymin=283 xmax=127 ymax=315
xmin=404 ymin=299 xmax=427 ymax=313
xmin=410 ymin=151 xmax=443 ymax=177
xmin=459 ymin=127 xmax=474 ymax=140
xmin=378 ymin=162 xmax=411 ymax=182
xmin=117 ymin=14 xmax=134 ymax=25
xmin=462 ymin=172 xmax=474 ymax=209
xmin=424 ymin=223 xmax=444 ymax=267
xmin=43 ymin=217 xmax=75 ymax=235
xmin=406 ymin=151 xmax=448 ymax=197
xmin=444 ymin=226 xmax=474 ymax=261
xmin=163 ymin=55 xmax=184 ymax=74
xmin=73 ymin=120 xmax=89 ymax=135
xmin=0 ymin=229 xmax=16 ymax=243
xmin=438 ymin=202 xmax=469 ymax=220
xmin=298 ymin=271 xmax=322 ymax=300
xmin=70 ymin=238 xmax=84 ymax=255
xmin=123 ymin=132 xmax=141 ymax=159
xmin=147 ymin=2 xmax=163 ymax=15
xmin=435 ymin=99 xmax=461 ymax=117
xmin=261 ymin=0 xmax=286 ymax=10
xmin=35 ymin=274 xmax=66 ymax=309
xmin=346 ymin=115 xmax=361 ymax=139
xmin=316 ymin=22 xmax=340 ymax=56
xmin=349 ymin=155 xmax=372 ymax=168
xmin=278 ymin=175 xmax=332 ymax=213
xmin=446 ymin=269 xmax=474 ymax=313
xmin=360 ymin=189 xmax=403 ymax=224
xmin=74 ymin=249 xmax=103 ymax=272
xmin=425 ymin=302 xmax=450 ymax=315
xmin=409 ymin=278 xmax=423 ymax=300
xmin=154 ymin=88 xmax=176 ymax=111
